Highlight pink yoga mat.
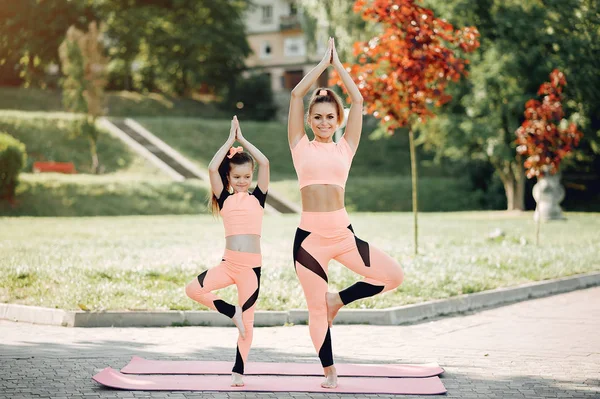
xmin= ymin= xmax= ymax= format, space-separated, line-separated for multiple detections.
xmin=121 ymin=356 xmax=444 ymax=377
xmin=93 ymin=367 xmax=447 ymax=394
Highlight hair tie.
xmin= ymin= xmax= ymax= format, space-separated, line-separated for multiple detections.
xmin=318 ymin=89 xmax=328 ymax=96
xmin=227 ymin=146 xmax=243 ymax=159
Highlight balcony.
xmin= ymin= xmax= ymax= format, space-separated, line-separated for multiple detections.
xmin=280 ymin=14 xmax=301 ymax=32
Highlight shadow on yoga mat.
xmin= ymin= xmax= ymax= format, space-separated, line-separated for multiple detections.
xmin=120 ymin=356 xmax=444 ymax=378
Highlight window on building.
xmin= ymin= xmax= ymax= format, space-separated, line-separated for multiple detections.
xmin=261 ymin=5 xmax=273 ymax=24
xmin=261 ymin=41 xmax=272 ymax=58
xmin=284 ymin=36 xmax=305 ymax=57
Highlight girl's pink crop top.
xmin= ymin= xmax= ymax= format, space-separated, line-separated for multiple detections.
xmin=218 ymin=186 xmax=267 ymax=237
xmin=290 ymin=134 xmax=355 ymax=189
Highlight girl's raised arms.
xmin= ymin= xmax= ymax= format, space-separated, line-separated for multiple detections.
xmin=208 ymin=117 xmax=236 ymax=197
xmin=234 ymin=116 xmax=269 ymax=192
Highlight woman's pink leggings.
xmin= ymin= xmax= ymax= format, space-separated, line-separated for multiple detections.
xmin=293 ymin=208 xmax=404 ymax=367
xmin=185 ymin=249 xmax=261 ymax=375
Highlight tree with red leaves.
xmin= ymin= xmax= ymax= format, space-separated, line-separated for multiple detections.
xmin=515 ymin=70 xmax=583 ymax=180
xmin=331 ymin=0 xmax=479 ymax=254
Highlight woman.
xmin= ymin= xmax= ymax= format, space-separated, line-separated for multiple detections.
xmin=288 ymin=38 xmax=404 ymax=388
xmin=185 ymin=116 xmax=269 ymax=387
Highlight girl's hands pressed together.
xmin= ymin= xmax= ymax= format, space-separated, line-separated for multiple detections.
xmin=228 ymin=116 xmax=237 ymax=144
xmin=233 ymin=115 xmax=244 ymax=142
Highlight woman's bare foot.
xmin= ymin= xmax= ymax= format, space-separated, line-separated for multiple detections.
xmin=231 ymin=372 xmax=244 ymax=387
xmin=326 ymin=292 xmax=344 ymax=327
xmin=232 ymin=305 xmax=245 ymax=339
xmin=321 ymin=365 xmax=338 ymax=388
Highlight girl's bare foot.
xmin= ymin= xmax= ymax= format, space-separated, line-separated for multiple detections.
xmin=326 ymin=292 xmax=344 ymax=327
xmin=231 ymin=372 xmax=244 ymax=387
xmin=321 ymin=365 xmax=338 ymax=388
xmin=232 ymin=305 xmax=245 ymax=339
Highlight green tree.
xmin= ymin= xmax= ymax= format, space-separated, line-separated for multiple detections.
xmin=417 ymin=0 xmax=600 ymax=210
xmin=299 ymin=0 xmax=377 ymax=60
xmin=1 ymin=0 xmax=251 ymax=95
xmin=59 ymin=22 xmax=108 ymax=173
xmin=0 ymin=0 xmax=94 ymax=87
xmin=301 ymin=0 xmax=600 ymax=210
xmin=94 ymin=0 xmax=251 ymax=95
xmin=332 ymin=0 xmax=479 ymax=254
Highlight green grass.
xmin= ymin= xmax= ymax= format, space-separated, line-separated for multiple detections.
xmin=0 ymin=110 xmax=216 ymax=216
xmin=0 ymin=110 xmax=161 ymax=175
xmin=1 ymin=108 xmax=493 ymax=214
xmin=0 ymin=87 xmax=230 ymax=118
xmin=0 ymin=173 xmax=210 ymax=216
xmin=271 ymin=176 xmax=485 ymax=212
xmin=1 ymin=212 xmax=598 ymax=311
xmin=136 ymin=117 xmax=487 ymax=211
xmin=135 ymin=117 xmax=451 ymax=181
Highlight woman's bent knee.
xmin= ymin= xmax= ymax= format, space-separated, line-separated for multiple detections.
xmin=388 ymin=264 xmax=404 ymax=289
xmin=185 ymin=280 xmax=199 ymax=299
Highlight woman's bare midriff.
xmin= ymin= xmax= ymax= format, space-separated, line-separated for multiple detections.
xmin=301 ymin=185 xmax=345 ymax=212
xmin=226 ymin=234 xmax=261 ymax=254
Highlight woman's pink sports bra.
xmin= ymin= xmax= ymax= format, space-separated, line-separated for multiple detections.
xmin=218 ymin=186 xmax=267 ymax=237
xmin=290 ymin=134 xmax=355 ymax=189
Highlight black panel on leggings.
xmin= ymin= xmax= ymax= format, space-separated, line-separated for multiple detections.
xmin=197 ymin=270 xmax=208 ymax=287
xmin=318 ymin=328 xmax=334 ymax=367
xmin=354 ymin=236 xmax=370 ymax=267
xmin=292 ymin=228 xmax=311 ymax=263
xmin=242 ymin=267 xmax=261 ymax=312
xmin=347 ymin=225 xmax=370 ymax=267
xmin=296 ymin=246 xmax=328 ymax=283
xmin=339 ymin=281 xmax=384 ymax=305
xmin=214 ymin=299 xmax=236 ymax=318
xmin=232 ymin=346 xmax=244 ymax=374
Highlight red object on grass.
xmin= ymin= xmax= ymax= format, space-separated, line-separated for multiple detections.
xmin=32 ymin=161 xmax=76 ymax=174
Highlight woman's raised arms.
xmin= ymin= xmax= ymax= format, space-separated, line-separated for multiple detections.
xmin=288 ymin=38 xmax=334 ymax=149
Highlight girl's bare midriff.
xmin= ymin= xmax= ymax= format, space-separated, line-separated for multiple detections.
xmin=226 ymin=234 xmax=261 ymax=254
xmin=301 ymin=184 xmax=345 ymax=212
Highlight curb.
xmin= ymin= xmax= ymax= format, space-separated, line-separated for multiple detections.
xmin=2 ymin=272 xmax=599 ymax=328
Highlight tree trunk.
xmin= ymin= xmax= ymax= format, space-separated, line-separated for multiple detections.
xmin=87 ymin=117 xmax=99 ymax=174
xmin=408 ymin=127 xmax=419 ymax=255
xmin=124 ymin=60 xmax=132 ymax=91
xmin=180 ymin=68 xmax=189 ymax=96
xmin=513 ymin=155 xmax=526 ymax=210
xmin=89 ymin=136 xmax=99 ymax=174
xmin=496 ymin=159 xmax=525 ymax=211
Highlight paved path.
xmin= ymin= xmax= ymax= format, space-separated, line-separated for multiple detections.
xmin=1 ymin=287 xmax=599 ymax=398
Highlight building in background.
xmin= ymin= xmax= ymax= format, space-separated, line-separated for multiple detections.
xmin=243 ymin=0 xmax=327 ymax=117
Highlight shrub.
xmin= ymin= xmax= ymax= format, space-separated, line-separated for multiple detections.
xmin=221 ymin=73 xmax=277 ymax=121
xmin=0 ymin=132 xmax=27 ymax=203
xmin=1 ymin=174 xmax=210 ymax=216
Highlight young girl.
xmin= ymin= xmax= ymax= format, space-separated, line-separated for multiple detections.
xmin=288 ymin=38 xmax=404 ymax=388
xmin=185 ymin=116 xmax=269 ymax=387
